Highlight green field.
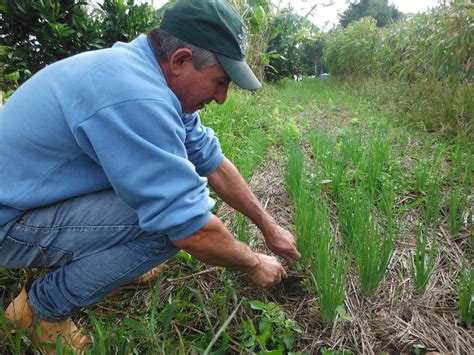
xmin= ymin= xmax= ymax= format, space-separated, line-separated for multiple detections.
xmin=1 ymin=77 xmax=472 ymax=354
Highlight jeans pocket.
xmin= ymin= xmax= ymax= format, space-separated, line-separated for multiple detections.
xmin=0 ymin=236 xmax=73 ymax=269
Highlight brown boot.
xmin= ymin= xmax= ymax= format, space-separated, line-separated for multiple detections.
xmin=5 ymin=281 xmax=91 ymax=353
xmin=121 ymin=263 xmax=169 ymax=290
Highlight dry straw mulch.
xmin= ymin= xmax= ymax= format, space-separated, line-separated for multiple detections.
xmin=217 ymin=147 xmax=473 ymax=354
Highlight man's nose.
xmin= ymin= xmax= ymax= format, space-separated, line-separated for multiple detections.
xmin=214 ymin=83 xmax=229 ymax=105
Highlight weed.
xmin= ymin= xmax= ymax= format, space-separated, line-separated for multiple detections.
xmin=240 ymin=300 xmax=302 ymax=352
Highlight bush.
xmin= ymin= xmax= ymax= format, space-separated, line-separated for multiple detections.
xmin=0 ymin=0 xmax=160 ymax=95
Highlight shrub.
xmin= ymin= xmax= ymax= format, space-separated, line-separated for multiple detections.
xmin=0 ymin=0 xmax=159 ymax=95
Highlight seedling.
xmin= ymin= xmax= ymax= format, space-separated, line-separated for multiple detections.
xmin=457 ymin=262 xmax=473 ymax=327
xmin=411 ymin=223 xmax=437 ymax=294
xmin=448 ymin=187 xmax=466 ymax=234
xmin=311 ymin=198 xmax=350 ymax=325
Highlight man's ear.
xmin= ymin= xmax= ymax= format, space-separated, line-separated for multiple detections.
xmin=169 ymin=48 xmax=193 ymax=76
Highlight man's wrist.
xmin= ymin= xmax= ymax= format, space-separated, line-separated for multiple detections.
xmin=259 ymin=217 xmax=279 ymax=240
xmin=239 ymin=250 xmax=261 ymax=274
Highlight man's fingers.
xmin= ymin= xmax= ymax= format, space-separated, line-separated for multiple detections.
xmin=281 ymin=267 xmax=288 ymax=279
xmin=283 ymin=249 xmax=302 ymax=265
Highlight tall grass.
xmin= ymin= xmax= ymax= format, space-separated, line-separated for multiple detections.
xmin=323 ymin=4 xmax=473 ymax=134
xmin=414 ymin=159 xmax=430 ymax=195
xmin=358 ymin=131 xmax=391 ymax=202
xmin=285 ymin=144 xmax=305 ymax=202
xmin=200 ymin=87 xmax=270 ymax=179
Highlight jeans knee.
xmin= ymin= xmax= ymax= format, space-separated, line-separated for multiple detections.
xmin=126 ymin=232 xmax=177 ymax=257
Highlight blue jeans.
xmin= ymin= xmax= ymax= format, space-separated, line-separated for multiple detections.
xmin=0 ymin=189 xmax=179 ymax=321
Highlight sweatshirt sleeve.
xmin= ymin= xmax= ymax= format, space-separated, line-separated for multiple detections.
xmin=73 ymin=99 xmax=214 ymax=241
xmin=182 ymin=113 xmax=224 ymax=177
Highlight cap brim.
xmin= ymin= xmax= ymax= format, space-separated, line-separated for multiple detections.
xmin=216 ymin=54 xmax=261 ymax=90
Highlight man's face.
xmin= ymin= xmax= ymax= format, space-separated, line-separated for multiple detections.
xmin=171 ymin=62 xmax=231 ymax=114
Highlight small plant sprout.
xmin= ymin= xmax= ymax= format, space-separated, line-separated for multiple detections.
xmin=411 ymin=223 xmax=437 ymax=294
xmin=457 ymin=261 xmax=473 ymax=327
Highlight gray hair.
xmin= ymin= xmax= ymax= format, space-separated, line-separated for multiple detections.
xmin=147 ymin=28 xmax=218 ymax=70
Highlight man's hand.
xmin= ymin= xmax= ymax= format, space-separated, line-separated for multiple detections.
xmin=208 ymin=158 xmax=301 ymax=265
xmin=263 ymin=224 xmax=301 ymax=265
xmin=173 ymin=216 xmax=288 ymax=288
xmin=246 ymin=253 xmax=287 ymax=288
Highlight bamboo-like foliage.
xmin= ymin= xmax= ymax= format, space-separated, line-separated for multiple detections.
xmin=323 ymin=3 xmax=473 ymax=133
xmin=324 ymin=4 xmax=472 ymax=85
xmin=228 ymin=0 xmax=276 ymax=81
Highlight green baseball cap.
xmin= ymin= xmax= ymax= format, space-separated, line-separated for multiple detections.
xmin=160 ymin=0 xmax=261 ymax=90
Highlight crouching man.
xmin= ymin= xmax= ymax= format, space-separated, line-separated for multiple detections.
xmin=0 ymin=0 xmax=300 ymax=351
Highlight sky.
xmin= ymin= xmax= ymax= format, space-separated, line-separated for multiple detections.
xmin=139 ymin=0 xmax=443 ymax=30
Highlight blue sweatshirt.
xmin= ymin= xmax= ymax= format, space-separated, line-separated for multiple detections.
xmin=0 ymin=35 xmax=224 ymax=240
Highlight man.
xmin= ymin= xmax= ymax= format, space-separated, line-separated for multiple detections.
xmin=0 ymin=0 xmax=300 ymax=351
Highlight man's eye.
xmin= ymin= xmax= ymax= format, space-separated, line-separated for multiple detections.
xmin=217 ymin=80 xmax=229 ymax=86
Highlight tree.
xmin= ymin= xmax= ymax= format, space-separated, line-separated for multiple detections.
xmin=265 ymin=10 xmax=320 ymax=81
xmin=339 ymin=0 xmax=401 ymax=27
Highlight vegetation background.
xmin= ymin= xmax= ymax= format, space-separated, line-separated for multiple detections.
xmin=0 ymin=0 xmax=472 ymax=353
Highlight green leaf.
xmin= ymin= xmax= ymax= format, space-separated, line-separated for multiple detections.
xmin=249 ymin=300 xmax=265 ymax=310
xmin=336 ymin=306 xmax=354 ymax=321
xmin=123 ymin=317 xmax=150 ymax=337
